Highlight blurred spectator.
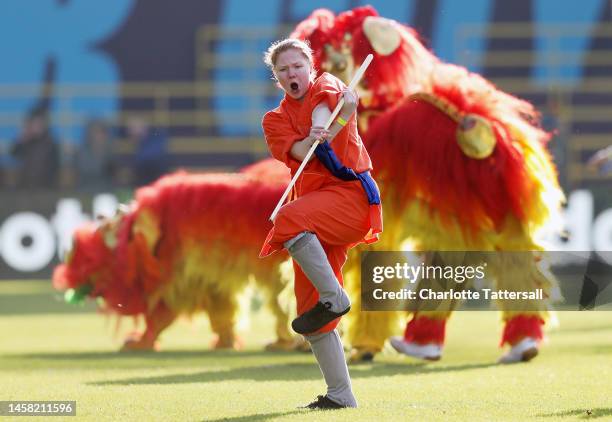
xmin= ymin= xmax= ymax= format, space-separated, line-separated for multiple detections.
xmin=11 ymin=106 xmax=59 ymax=189
xmin=587 ymin=145 xmax=612 ymax=175
xmin=75 ymin=119 xmax=116 ymax=190
xmin=127 ymin=116 xmax=169 ymax=186
xmin=542 ymin=95 xmax=568 ymax=189
xmin=0 ymin=146 xmax=20 ymax=188
xmin=0 ymin=141 xmax=8 ymax=187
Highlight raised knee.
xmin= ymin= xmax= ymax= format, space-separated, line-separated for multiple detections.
xmin=305 ymin=329 xmax=333 ymax=344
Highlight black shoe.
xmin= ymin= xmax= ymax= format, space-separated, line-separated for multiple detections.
xmin=292 ymin=301 xmax=350 ymax=335
xmin=301 ymin=395 xmax=346 ymax=410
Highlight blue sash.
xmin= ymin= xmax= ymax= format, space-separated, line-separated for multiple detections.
xmin=314 ymin=140 xmax=381 ymax=206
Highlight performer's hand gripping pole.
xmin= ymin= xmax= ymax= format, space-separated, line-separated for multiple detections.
xmin=269 ymin=54 xmax=373 ymax=222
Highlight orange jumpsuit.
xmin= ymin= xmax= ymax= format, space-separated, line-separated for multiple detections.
xmin=260 ymin=72 xmax=382 ymax=333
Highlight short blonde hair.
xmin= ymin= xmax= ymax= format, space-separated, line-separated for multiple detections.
xmin=263 ymin=38 xmax=314 ymax=70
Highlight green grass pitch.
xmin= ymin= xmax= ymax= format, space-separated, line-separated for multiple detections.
xmin=0 ymin=280 xmax=610 ymax=421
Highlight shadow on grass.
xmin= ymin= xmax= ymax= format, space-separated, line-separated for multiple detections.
xmin=91 ymin=361 xmax=496 ymax=386
xmin=578 ymin=344 xmax=612 ymax=355
xmin=203 ymin=410 xmax=304 ymax=421
xmin=0 ymin=293 xmax=96 ymax=315
xmin=11 ymin=349 xmax=299 ymax=361
xmin=552 ymin=343 xmax=612 ymax=356
xmin=3 ymin=349 xmax=305 ymax=370
xmin=538 ymin=408 xmax=612 ymax=419
xmin=553 ymin=324 xmax=612 ymax=335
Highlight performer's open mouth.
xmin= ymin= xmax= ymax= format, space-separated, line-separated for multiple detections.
xmin=290 ymin=82 xmax=299 ymax=93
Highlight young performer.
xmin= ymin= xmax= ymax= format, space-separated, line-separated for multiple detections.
xmin=260 ymin=38 xmax=382 ymax=409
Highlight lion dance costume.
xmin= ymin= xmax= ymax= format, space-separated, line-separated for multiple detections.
xmin=292 ymin=6 xmax=564 ymax=363
xmin=53 ymin=160 xmax=301 ymax=351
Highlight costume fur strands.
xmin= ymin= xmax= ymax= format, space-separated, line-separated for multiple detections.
xmin=53 ymin=162 xmax=299 ymax=351
xmin=292 ymin=6 xmax=564 ymax=360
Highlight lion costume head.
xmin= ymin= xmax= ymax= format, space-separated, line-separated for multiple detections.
xmin=53 ymin=169 xmax=288 ymax=316
xmin=292 ymin=6 xmax=437 ymax=115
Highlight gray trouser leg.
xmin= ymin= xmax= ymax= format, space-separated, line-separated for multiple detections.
xmin=306 ymin=330 xmax=357 ymax=408
xmin=284 ymin=232 xmax=350 ymax=313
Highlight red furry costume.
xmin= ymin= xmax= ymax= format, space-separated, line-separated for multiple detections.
xmin=292 ymin=6 xmax=563 ymax=362
xmin=53 ymin=161 xmax=300 ymax=351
